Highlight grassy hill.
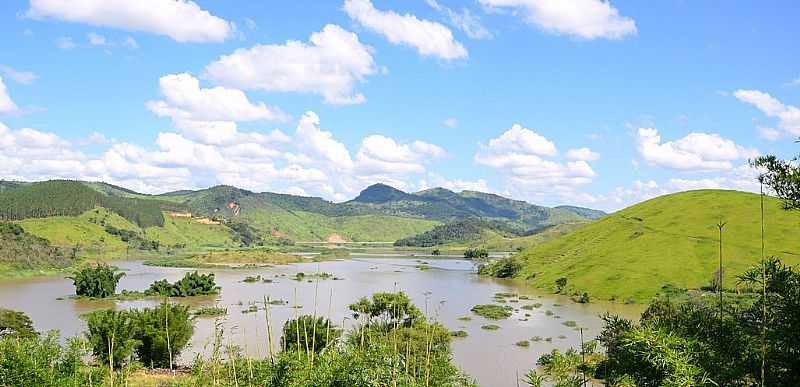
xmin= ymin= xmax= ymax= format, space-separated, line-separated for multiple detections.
xmin=0 ymin=221 xmax=74 ymax=275
xmin=0 ymin=180 xmax=605 ymax=274
xmin=506 ymin=190 xmax=800 ymax=303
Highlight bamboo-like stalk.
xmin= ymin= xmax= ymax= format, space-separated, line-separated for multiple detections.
xmin=325 ymin=288 xmax=333 ymax=350
xmin=405 ymin=340 xmax=410 ymax=377
xmin=424 ymin=319 xmax=431 ymax=387
xmin=311 ymin=270 xmax=320 ymax=367
xmin=164 ymin=298 xmax=173 ymax=373
xmin=717 ymin=220 xmax=727 ymax=314
xmin=303 ymin=314 xmax=310 ymax=362
xmin=759 ymin=182 xmax=767 ymax=387
xmin=108 ymin=330 xmax=115 ymax=387
xmin=243 ymin=326 xmax=253 ymax=382
xmin=229 ymin=338 xmax=239 ymax=387
xmin=294 ymin=288 xmax=301 ymax=361
xmin=264 ymin=295 xmax=275 ymax=363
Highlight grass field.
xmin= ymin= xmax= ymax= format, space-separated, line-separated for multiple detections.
xmin=437 ymin=222 xmax=588 ymax=252
xmin=144 ymin=214 xmax=238 ymax=249
xmin=16 ymin=210 xmax=129 ymax=259
xmin=242 ymin=209 xmax=439 ymax=242
xmin=512 ymin=190 xmax=800 ymax=303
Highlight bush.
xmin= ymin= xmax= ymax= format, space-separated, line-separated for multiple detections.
xmin=463 ymin=248 xmax=489 ymax=259
xmin=131 ymin=303 xmax=194 ymax=368
xmin=145 ymin=271 xmax=218 ymax=297
xmin=0 ymin=332 xmax=101 ymax=386
xmin=478 ymin=257 xmax=522 ymax=278
xmin=85 ymin=303 xmax=194 ymax=369
xmin=555 ymin=277 xmax=568 ymax=293
xmin=69 ymin=264 xmax=125 ymax=298
xmin=0 ymin=309 xmax=37 ymax=339
xmin=280 ymin=315 xmax=341 ymax=353
xmin=84 ymin=309 xmax=139 ymax=369
xmin=349 ymin=292 xmax=423 ymax=328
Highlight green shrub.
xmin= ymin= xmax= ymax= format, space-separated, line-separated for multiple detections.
xmin=0 ymin=332 xmax=101 ymax=386
xmin=84 ymin=309 xmax=139 ymax=369
xmin=69 ymin=264 xmax=125 ymax=298
xmin=131 ymin=303 xmax=194 ymax=368
xmin=280 ymin=315 xmax=341 ymax=353
xmin=0 ymin=309 xmax=37 ymax=339
xmin=85 ymin=303 xmax=194 ymax=369
xmin=463 ymin=248 xmax=489 ymax=259
xmin=349 ymin=291 xmax=423 ymax=327
xmin=478 ymin=257 xmax=522 ymax=278
xmin=555 ymin=277 xmax=568 ymax=293
xmin=145 ymin=271 xmax=218 ymax=297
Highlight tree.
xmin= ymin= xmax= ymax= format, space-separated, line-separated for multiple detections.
xmin=145 ymin=271 xmax=218 ymax=297
xmin=69 ymin=264 xmax=125 ymax=298
xmin=0 ymin=309 xmax=37 ymax=339
xmin=753 ymin=155 xmax=800 ymax=209
xmin=349 ymin=292 xmax=423 ymax=328
xmin=131 ymin=303 xmax=194 ymax=368
xmin=84 ymin=309 xmax=139 ymax=369
xmin=85 ymin=303 xmax=195 ymax=369
xmin=280 ymin=315 xmax=340 ymax=353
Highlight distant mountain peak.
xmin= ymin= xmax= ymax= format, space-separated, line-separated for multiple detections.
xmin=352 ymin=183 xmax=412 ymax=204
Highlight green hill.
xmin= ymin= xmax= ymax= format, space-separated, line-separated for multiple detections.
xmin=0 ymin=180 xmax=173 ymax=228
xmin=345 ymin=185 xmax=601 ymax=230
xmin=504 ymin=190 xmax=800 ymax=303
xmin=0 ymin=221 xmax=74 ymax=275
xmin=0 ymin=180 xmax=604 ymax=256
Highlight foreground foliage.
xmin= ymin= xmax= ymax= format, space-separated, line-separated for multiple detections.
xmin=0 ymin=291 xmax=474 ymax=386
xmin=595 ymin=257 xmax=800 ymax=386
xmin=0 ymin=332 xmax=103 ymax=386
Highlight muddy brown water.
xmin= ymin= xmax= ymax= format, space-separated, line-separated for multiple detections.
xmin=0 ymin=257 xmax=642 ymax=386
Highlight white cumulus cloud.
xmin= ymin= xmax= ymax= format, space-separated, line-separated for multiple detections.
xmin=147 ymin=73 xmax=286 ymax=123
xmin=344 ymin=0 xmax=468 ymax=60
xmin=205 ymin=24 xmax=377 ymax=105
xmin=476 ymin=124 xmax=596 ymax=195
xmin=734 ymin=89 xmax=800 ymax=136
xmin=636 ymin=128 xmax=758 ymax=171
xmin=28 ymin=0 xmax=233 ymax=43
xmin=478 ymin=0 xmax=636 ymax=40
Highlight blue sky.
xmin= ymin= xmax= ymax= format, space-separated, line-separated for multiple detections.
xmin=0 ymin=0 xmax=798 ymax=210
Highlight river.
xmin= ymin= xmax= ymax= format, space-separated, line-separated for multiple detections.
xmin=0 ymin=256 xmax=642 ymax=386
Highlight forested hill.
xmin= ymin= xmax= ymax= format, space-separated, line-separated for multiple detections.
xmin=345 ymin=184 xmax=604 ymax=230
xmin=0 ymin=180 xmax=179 ymax=228
xmin=0 ymin=180 xmax=604 ymax=243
